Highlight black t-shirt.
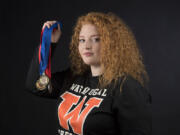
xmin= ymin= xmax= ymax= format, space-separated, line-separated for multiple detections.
xmin=25 ymin=44 xmax=152 ymax=135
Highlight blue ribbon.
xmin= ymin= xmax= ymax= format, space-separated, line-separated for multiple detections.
xmin=39 ymin=21 xmax=62 ymax=76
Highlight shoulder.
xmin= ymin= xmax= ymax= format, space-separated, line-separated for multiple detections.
xmin=114 ymin=75 xmax=151 ymax=104
xmin=122 ymin=75 xmax=144 ymax=91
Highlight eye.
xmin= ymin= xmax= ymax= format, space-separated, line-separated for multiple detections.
xmin=79 ymin=39 xmax=85 ymax=43
xmin=92 ymin=37 xmax=100 ymax=42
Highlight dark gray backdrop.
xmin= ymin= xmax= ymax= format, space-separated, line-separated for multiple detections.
xmin=1 ymin=0 xmax=179 ymax=135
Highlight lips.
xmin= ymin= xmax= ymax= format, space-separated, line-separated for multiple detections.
xmin=83 ymin=52 xmax=93 ymax=56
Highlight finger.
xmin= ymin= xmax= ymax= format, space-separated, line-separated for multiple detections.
xmin=42 ymin=24 xmax=47 ymax=29
xmin=52 ymin=20 xmax=57 ymax=23
xmin=46 ymin=21 xmax=52 ymax=28
xmin=46 ymin=21 xmax=51 ymax=24
xmin=47 ymin=23 xmax=51 ymax=28
xmin=42 ymin=20 xmax=57 ymax=29
xmin=57 ymin=23 xmax=60 ymax=31
xmin=50 ymin=21 xmax=57 ymax=27
xmin=42 ymin=22 xmax=49 ymax=29
xmin=49 ymin=23 xmax=54 ymax=28
xmin=44 ymin=23 xmax=50 ymax=29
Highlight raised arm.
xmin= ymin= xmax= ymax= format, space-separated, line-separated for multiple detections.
xmin=25 ymin=21 xmax=70 ymax=99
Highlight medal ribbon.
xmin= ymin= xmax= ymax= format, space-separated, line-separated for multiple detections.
xmin=38 ymin=21 xmax=62 ymax=78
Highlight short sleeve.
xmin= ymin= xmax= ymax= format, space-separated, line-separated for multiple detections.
xmin=112 ymin=76 xmax=152 ymax=135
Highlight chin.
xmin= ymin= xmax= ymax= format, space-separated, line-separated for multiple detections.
xmin=83 ymin=60 xmax=100 ymax=66
xmin=81 ymin=57 xmax=100 ymax=66
xmin=82 ymin=60 xmax=93 ymax=65
xmin=83 ymin=61 xmax=92 ymax=65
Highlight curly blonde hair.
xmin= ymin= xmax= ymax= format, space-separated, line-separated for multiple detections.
xmin=69 ymin=12 xmax=149 ymax=89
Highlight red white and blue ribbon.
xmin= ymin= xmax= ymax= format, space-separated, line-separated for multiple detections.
xmin=38 ymin=21 xmax=62 ymax=78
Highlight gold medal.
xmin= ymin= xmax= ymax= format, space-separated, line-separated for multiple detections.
xmin=35 ymin=73 xmax=49 ymax=90
xmin=39 ymin=74 xmax=49 ymax=85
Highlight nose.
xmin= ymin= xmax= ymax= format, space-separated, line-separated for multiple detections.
xmin=84 ymin=40 xmax=92 ymax=49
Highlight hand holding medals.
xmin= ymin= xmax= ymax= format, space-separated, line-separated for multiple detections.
xmin=36 ymin=20 xmax=62 ymax=90
xmin=42 ymin=20 xmax=62 ymax=43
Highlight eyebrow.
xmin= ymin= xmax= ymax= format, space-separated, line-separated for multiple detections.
xmin=79 ymin=34 xmax=100 ymax=38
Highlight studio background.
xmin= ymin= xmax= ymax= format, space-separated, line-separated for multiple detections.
xmin=1 ymin=0 xmax=179 ymax=135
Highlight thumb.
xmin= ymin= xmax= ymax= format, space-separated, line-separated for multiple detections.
xmin=57 ymin=23 xmax=61 ymax=31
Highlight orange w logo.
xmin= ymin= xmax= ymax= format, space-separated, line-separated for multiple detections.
xmin=58 ymin=91 xmax=103 ymax=135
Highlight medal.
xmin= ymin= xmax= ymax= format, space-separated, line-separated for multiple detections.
xmin=36 ymin=21 xmax=62 ymax=90
xmin=39 ymin=21 xmax=62 ymax=78
xmin=36 ymin=73 xmax=50 ymax=90
xmin=39 ymin=74 xmax=49 ymax=85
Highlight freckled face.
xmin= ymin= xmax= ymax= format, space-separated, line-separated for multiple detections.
xmin=78 ymin=24 xmax=101 ymax=66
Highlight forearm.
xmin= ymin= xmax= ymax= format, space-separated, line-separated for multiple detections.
xmin=25 ymin=43 xmax=58 ymax=98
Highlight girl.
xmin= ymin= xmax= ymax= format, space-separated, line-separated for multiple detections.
xmin=26 ymin=12 xmax=152 ymax=135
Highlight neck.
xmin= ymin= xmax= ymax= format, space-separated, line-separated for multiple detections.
xmin=90 ymin=64 xmax=104 ymax=77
